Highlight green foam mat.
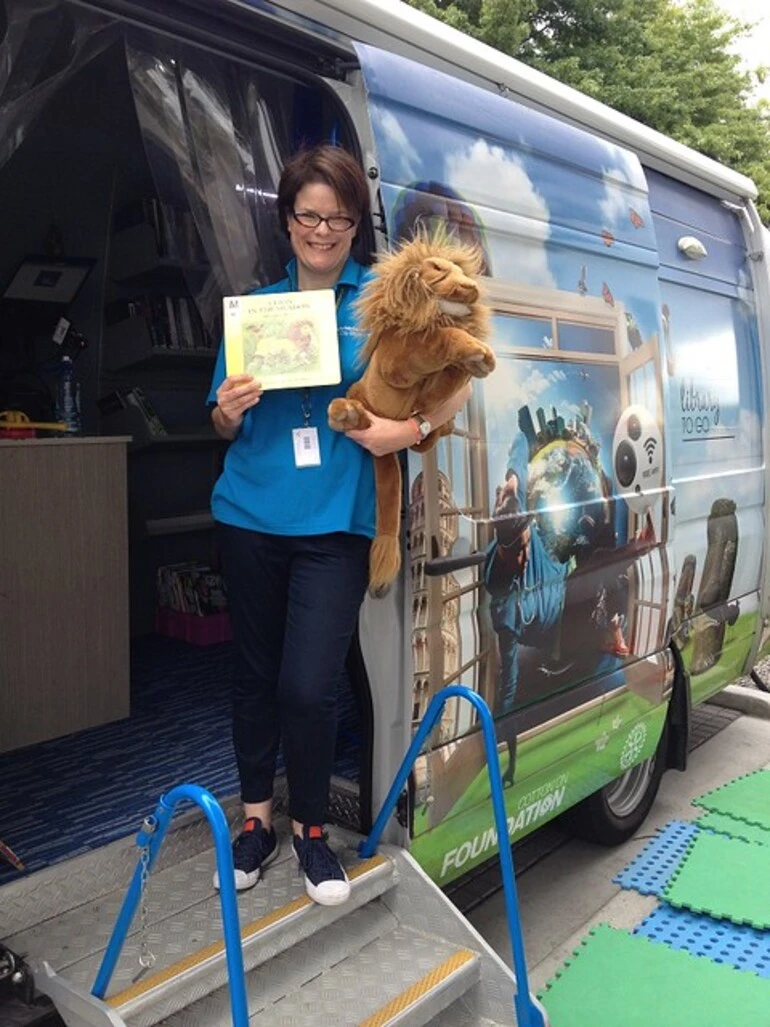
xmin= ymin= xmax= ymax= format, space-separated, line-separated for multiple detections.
xmin=693 ymin=769 xmax=770 ymax=830
xmin=540 ymin=924 xmax=770 ymax=1026
xmin=663 ymin=830 xmax=770 ymax=929
xmin=696 ymin=810 xmax=770 ymax=847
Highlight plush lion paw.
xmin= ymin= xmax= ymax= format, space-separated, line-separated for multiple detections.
xmin=462 ymin=343 xmax=496 ymax=379
xmin=328 ymin=397 xmax=370 ymax=432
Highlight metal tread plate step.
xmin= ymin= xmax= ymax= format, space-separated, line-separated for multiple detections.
xmin=25 ymin=846 xmax=519 ymax=1027
xmin=7 ymin=810 xmax=522 ymax=1027
xmin=107 ymin=853 xmax=394 ymax=1024
xmin=2 ymin=795 xmax=248 ymax=940
xmin=13 ymin=825 xmax=396 ymax=1026
xmin=1 ymin=778 xmax=358 ymax=942
xmin=423 ymin=999 xmax=508 ymax=1027
xmin=156 ymin=914 xmax=480 ymax=1027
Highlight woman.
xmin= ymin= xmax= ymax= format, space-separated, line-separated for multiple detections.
xmin=209 ymin=144 xmax=471 ymax=906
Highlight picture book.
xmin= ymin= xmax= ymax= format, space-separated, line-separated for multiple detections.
xmin=223 ymin=288 xmax=341 ymax=390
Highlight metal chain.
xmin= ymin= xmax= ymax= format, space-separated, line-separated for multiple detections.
xmin=133 ymin=817 xmax=157 ymax=983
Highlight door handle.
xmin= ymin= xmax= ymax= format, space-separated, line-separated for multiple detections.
xmin=424 ymin=550 xmax=487 ymax=576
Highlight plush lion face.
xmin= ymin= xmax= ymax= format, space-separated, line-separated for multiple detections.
xmin=356 ymin=230 xmax=489 ymax=360
xmin=418 ymin=256 xmax=479 ymax=306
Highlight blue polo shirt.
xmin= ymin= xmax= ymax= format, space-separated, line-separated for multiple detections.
xmin=207 ymin=257 xmax=376 ymax=538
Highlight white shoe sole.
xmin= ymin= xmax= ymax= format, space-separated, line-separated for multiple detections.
xmin=293 ymin=846 xmax=351 ymax=906
xmin=213 ymin=837 xmax=279 ymax=892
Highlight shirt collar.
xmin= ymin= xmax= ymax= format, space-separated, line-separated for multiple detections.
xmin=285 ymin=255 xmax=364 ymax=292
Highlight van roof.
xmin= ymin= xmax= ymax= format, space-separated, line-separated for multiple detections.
xmin=271 ymin=0 xmax=757 ymax=203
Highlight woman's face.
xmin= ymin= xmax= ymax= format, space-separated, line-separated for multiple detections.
xmin=287 ymin=181 xmax=358 ymax=285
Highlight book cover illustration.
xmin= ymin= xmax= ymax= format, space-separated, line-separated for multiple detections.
xmin=223 ymin=288 xmax=341 ymax=390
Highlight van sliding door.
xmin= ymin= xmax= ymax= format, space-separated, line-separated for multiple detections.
xmin=356 ymin=40 xmax=673 ymax=885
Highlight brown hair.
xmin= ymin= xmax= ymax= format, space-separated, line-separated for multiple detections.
xmin=277 ymin=144 xmax=370 ymax=237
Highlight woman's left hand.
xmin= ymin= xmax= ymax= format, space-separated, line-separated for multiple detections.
xmin=346 ymin=412 xmax=417 ymax=457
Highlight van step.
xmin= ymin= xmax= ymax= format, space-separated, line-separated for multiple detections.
xmin=356 ymin=942 xmax=479 ymax=1027
xmin=23 ymin=836 xmax=520 ymax=1026
xmin=16 ymin=827 xmax=395 ymax=1027
xmin=110 ymin=857 xmax=394 ymax=1025
xmin=155 ymin=909 xmax=480 ymax=1027
xmin=422 ymin=996 xmax=510 ymax=1026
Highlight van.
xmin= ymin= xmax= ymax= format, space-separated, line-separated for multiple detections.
xmin=1 ymin=1 xmax=767 ymax=1022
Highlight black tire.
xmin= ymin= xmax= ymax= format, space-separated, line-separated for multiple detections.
xmin=565 ymin=720 xmax=669 ymax=846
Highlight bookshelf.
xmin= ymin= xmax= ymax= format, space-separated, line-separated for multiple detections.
xmin=103 ymin=315 xmax=215 ymax=372
xmin=110 ymin=222 xmax=208 ymax=288
xmin=132 ymin=429 xmax=220 ymax=449
xmin=100 ymin=193 xmax=225 ymax=636
xmin=145 ymin=510 xmax=215 ymax=536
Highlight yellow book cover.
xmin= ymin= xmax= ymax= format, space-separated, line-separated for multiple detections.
xmin=223 ymin=289 xmax=341 ymax=390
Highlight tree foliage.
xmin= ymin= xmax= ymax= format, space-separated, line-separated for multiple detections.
xmin=404 ymin=0 xmax=770 ymax=222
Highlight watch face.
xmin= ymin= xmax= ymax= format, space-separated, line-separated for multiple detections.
xmin=418 ymin=418 xmax=431 ymax=438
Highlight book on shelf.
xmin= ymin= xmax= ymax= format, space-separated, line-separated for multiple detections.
xmin=99 ymin=387 xmax=167 ymax=438
xmin=105 ymin=294 xmax=211 ymax=351
xmin=177 ymin=296 xmax=196 ymax=349
xmin=157 ymin=562 xmax=228 ymax=616
xmin=114 ymin=198 xmax=206 ymax=265
xmin=223 ymin=289 xmax=341 ymax=390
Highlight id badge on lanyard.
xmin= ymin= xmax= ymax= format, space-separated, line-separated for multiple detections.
xmin=292 ymin=424 xmax=321 ymax=467
xmin=292 ymin=288 xmax=344 ymax=469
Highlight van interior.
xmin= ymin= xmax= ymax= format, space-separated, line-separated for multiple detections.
xmin=0 ymin=4 xmax=374 ymax=885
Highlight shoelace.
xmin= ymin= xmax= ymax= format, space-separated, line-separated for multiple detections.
xmin=296 ymin=832 xmax=345 ymax=882
xmin=232 ymin=824 xmax=272 ymax=870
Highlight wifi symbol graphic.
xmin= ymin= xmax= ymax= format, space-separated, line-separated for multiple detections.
xmin=643 ymin=436 xmax=657 ymax=463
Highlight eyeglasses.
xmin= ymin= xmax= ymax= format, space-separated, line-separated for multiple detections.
xmin=291 ymin=210 xmax=356 ymax=232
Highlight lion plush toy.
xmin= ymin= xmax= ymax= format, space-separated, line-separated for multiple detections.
xmin=328 ymin=230 xmax=495 ymax=592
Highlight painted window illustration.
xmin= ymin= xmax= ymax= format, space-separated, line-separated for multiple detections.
xmin=411 ymin=279 xmax=670 ymax=752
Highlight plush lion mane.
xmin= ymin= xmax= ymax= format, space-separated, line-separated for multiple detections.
xmin=327 ymin=227 xmax=495 ymax=594
xmin=356 ymin=228 xmax=490 ymax=363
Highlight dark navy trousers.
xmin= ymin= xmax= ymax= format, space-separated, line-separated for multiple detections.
xmin=217 ymin=523 xmax=370 ymax=825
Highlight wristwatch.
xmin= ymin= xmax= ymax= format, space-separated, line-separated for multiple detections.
xmin=412 ymin=412 xmax=432 ymax=443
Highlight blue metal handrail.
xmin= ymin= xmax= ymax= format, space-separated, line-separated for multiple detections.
xmin=92 ymin=784 xmax=248 ymax=1027
xmin=359 ymin=685 xmax=548 ymax=1027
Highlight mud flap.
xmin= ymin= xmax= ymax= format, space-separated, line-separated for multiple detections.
xmin=666 ymin=646 xmax=690 ymax=772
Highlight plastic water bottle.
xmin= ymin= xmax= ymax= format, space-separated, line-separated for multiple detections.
xmin=55 ymin=355 xmax=82 ymax=434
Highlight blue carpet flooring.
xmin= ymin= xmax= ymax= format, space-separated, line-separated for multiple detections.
xmin=0 ymin=636 xmax=361 ymax=885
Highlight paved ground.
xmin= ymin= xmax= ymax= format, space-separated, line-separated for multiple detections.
xmin=468 ymin=704 xmax=770 ymax=995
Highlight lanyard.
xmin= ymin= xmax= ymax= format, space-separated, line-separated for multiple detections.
xmin=298 ymin=286 xmax=345 ymax=427
xmin=301 ymin=388 xmax=312 ymax=426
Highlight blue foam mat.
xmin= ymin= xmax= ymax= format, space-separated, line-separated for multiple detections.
xmin=636 ymin=903 xmax=770 ymax=978
xmin=613 ymin=820 xmax=698 ymax=895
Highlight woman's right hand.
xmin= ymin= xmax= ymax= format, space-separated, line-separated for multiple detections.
xmin=213 ymin=375 xmax=263 ymax=437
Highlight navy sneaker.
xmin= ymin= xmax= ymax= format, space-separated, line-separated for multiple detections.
xmin=292 ymin=825 xmax=351 ymax=906
xmin=213 ymin=817 xmax=279 ymax=891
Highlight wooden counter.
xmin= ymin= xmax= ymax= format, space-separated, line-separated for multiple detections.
xmin=0 ymin=437 xmax=130 ymax=752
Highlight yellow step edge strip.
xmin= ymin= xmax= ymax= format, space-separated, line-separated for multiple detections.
xmin=106 ymin=853 xmax=389 ymax=1010
xmin=358 ymin=948 xmax=477 ymax=1027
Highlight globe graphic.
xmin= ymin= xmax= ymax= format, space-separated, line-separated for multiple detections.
xmin=527 ymin=439 xmax=608 ymax=564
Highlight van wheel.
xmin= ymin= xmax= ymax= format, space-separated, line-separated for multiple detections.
xmin=566 ymin=721 xmax=668 ymax=846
